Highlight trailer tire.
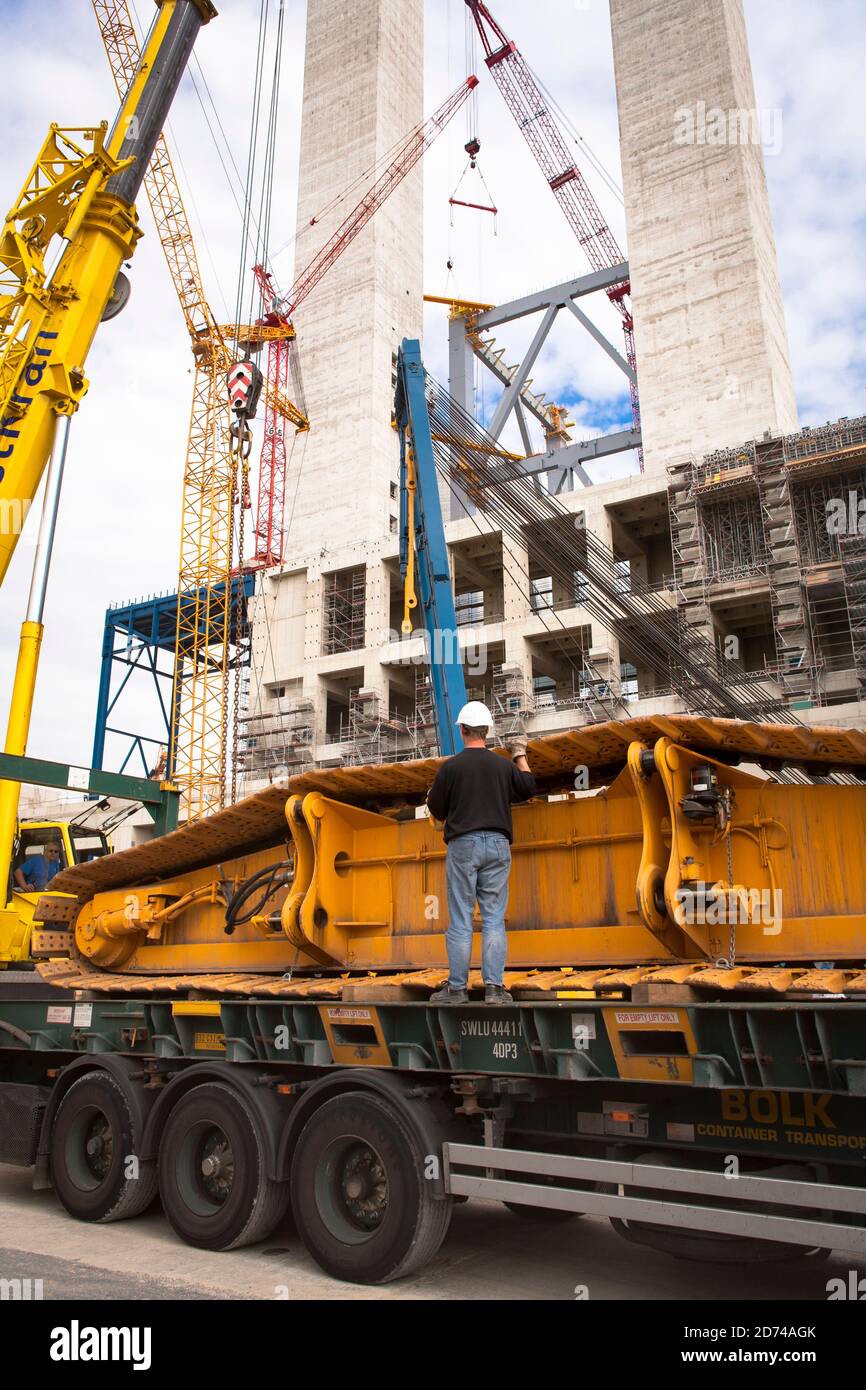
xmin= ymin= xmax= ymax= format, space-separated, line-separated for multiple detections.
xmin=290 ymin=1092 xmax=452 ymax=1284
xmin=158 ymin=1083 xmax=289 ymax=1251
xmin=50 ymin=1070 xmax=157 ymax=1223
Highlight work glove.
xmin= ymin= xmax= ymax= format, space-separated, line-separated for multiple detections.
xmin=506 ymin=734 xmax=528 ymax=758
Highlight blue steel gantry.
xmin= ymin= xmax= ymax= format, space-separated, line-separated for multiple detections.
xmin=92 ymin=575 xmax=255 ymax=780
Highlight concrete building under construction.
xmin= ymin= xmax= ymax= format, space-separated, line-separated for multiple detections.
xmin=237 ymin=0 xmax=866 ymax=790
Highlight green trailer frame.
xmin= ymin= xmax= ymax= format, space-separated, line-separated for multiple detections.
xmin=1 ymin=981 xmax=866 ymax=1280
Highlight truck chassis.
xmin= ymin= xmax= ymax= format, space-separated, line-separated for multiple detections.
xmin=1 ymin=979 xmax=865 ymax=1284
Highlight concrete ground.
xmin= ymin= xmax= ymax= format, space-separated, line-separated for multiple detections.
xmin=0 ymin=1163 xmax=862 ymax=1301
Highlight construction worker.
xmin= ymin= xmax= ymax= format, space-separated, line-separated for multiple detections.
xmin=14 ymin=838 xmax=62 ymax=893
xmin=427 ymin=701 xmax=536 ymax=1006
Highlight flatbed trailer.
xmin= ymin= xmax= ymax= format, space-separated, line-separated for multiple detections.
xmin=1 ymin=970 xmax=865 ymax=1284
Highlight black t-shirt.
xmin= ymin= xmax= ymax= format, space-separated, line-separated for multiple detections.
xmin=427 ymin=747 xmax=537 ymax=843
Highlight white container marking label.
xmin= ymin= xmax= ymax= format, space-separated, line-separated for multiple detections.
xmin=615 ymin=1010 xmax=680 ymax=1025
xmin=46 ymin=1006 xmax=72 ymax=1024
xmin=73 ymin=1004 xmax=93 ymax=1027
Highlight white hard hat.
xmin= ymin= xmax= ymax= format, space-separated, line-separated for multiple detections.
xmin=456 ymin=701 xmax=494 ymax=731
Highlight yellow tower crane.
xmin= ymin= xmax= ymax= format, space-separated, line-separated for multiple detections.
xmin=92 ymin=0 xmax=307 ymax=822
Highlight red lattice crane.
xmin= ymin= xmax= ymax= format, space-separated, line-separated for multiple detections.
xmin=249 ymin=279 xmax=293 ymax=567
xmin=465 ymin=1 xmax=642 ymax=469
xmin=250 ymin=75 xmax=480 ymax=567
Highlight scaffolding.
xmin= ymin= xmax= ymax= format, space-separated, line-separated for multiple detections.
xmin=492 ymin=663 xmax=530 ymax=729
xmin=781 ymin=416 xmax=866 ymax=465
xmin=234 ymin=409 xmax=866 ymax=776
xmin=668 ymin=414 xmax=866 ymax=709
xmin=840 ymin=534 xmax=866 ymax=701
xmin=322 ymin=567 xmax=366 ymax=656
xmin=791 ymin=466 xmax=866 ymax=567
xmin=407 ymin=668 xmax=438 ymax=758
xmin=700 ymin=491 xmax=769 ymax=581
xmin=335 ymin=686 xmax=434 ymax=766
xmin=236 ymin=697 xmax=315 ymax=785
xmin=666 ymin=456 xmax=716 ymax=654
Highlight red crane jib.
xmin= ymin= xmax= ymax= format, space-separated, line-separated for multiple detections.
xmin=465 ymin=0 xmax=643 ymax=464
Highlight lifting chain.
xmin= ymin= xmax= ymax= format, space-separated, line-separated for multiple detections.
xmin=225 ymin=359 xmax=261 ymax=807
xmin=230 ymin=458 xmax=249 ymax=807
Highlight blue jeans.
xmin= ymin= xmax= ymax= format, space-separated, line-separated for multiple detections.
xmin=445 ymin=831 xmax=511 ymax=988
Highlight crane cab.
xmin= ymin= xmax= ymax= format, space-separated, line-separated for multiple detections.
xmin=1 ymin=817 xmax=110 ymax=967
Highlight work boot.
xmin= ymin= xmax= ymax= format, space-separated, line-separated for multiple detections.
xmin=485 ymin=984 xmax=514 ymax=1005
xmin=430 ymin=983 xmax=469 ymax=1005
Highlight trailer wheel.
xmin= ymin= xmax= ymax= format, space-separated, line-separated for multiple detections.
xmin=158 ymin=1083 xmax=289 ymax=1251
xmin=290 ymin=1092 xmax=452 ymax=1284
xmin=51 ymin=1070 xmax=157 ymax=1223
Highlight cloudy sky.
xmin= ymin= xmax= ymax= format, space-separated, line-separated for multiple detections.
xmin=0 ymin=0 xmax=863 ymax=773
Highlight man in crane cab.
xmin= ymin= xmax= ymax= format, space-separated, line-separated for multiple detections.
xmin=426 ymin=701 xmax=536 ymax=1006
xmin=14 ymin=837 xmax=62 ymax=893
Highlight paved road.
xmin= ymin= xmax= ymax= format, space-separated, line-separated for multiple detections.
xmin=0 ymin=1163 xmax=862 ymax=1301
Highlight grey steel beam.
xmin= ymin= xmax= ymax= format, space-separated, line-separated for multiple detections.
xmin=477 ymin=262 xmax=629 ymax=330
xmin=474 ymin=428 xmax=642 ymax=490
xmin=448 ymin=313 xmax=477 ymax=520
xmin=488 ymin=303 xmax=559 ymax=441
xmin=548 ymin=463 xmax=585 ymax=494
xmin=565 ymin=297 xmax=635 ymax=383
xmin=513 ymin=401 xmax=534 ymax=456
xmin=448 ymin=312 xmax=474 ymax=414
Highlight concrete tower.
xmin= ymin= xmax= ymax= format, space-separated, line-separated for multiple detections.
xmin=609 ymin=0 xmax=798 ymax=472
xmin=286 ymin=0 xmax=424 ymax=550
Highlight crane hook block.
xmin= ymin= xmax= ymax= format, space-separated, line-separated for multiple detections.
xmin=227 ymin=360 xmax=264 ymax=420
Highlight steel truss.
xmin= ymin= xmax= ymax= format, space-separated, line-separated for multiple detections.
xmin=446 ymin=264 xmax=640 ymax=517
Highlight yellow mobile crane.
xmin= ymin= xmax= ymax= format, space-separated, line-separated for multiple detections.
xmin=0 ymin=1 xmax=215 ymax=951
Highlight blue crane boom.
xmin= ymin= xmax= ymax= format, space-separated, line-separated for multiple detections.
xmin=394 ymin=340 xmax=468 ymax=756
